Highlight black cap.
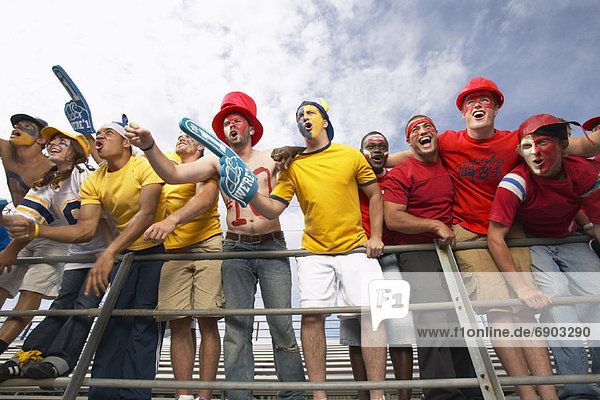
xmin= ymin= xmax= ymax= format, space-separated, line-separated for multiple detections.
xmin=10 ymin=114 xmax=48 ymax=130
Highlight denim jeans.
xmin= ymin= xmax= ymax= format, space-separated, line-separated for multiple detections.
xmin=530 ymin=240 xmax=600 ymax=400
xmin=23 ymin=268 xmax=102 ymax=375
xmin=222 ymin=236 xmax=305 ymax=400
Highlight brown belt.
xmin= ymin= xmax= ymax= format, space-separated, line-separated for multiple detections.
xmin=226 ymin=231 xmax=284 ymax=244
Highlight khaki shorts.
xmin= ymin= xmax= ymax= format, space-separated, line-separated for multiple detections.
xmin=452 ymin=224 xmax=537 ymax=313
xmin=0 ymin=238 xmax=67 ymax=299
xmin=157 ymin=234 xmax=224 ymax=321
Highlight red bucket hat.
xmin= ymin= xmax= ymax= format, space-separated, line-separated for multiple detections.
xmin=212 ymin=92 xmax=264 ymax=147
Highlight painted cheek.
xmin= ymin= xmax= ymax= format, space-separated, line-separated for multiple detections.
xmin=10 ymin=134 xmax=36 ymax=146
xmin=362 ymin=150 xmax=372 ymax=164
xmin=409 ymin=130 xmax=420 ymax=144
xmin=538 ymin=143 xmax=560 ymax=174
xmin=297 ymin=120 xmax=312 ymax=139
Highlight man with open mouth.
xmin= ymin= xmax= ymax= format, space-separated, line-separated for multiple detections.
xmin=124 ymin=92 xmax=306 ymax=400
xmin=387 ymin=77 xmax=600 ymax=399
xmin=249 ymin=99 xmax=387 ymax=400
xmin=489 ymin=114 xmax=600 ymax=400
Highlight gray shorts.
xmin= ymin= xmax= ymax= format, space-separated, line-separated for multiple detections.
xmin=0 ymin=238 xmax=67 ymax=299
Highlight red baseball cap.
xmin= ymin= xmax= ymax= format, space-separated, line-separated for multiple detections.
xmin=517 ymin=114 xmax=579 ymax=142
xmin=212 ymin=92 xmax=264 ymax=147
xmin=456 ymin=77 xmax=504 ymax=111
xmin=583 ymin=116 xmax=600 ymax=132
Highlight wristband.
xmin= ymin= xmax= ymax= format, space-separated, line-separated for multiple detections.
xmin=32 ymin=223 xmax=40 ymax=239
xmin=140 ymin=140 xmax=155 ymax=152
xmin=583 ymin=223 xmax=594 ymax=231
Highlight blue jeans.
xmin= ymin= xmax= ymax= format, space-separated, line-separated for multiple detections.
xmin=531 ymin=239 xmax=600 ymax=400
xmin=88 ymin=245 xmax=165 ymax=400
xmin=222 ymin=236 xmax=305 ymax=400
xmin=23 ymin=268 xmax=102 ymax=375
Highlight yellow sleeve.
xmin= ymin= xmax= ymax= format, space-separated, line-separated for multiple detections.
xmin=135 ymin=157 xmax=165 ymax=187
xmin=355 ymin=150 xmax=377 ymax=186
xmin=79 ymin=171 xmax=101 ymax=206
xmin=269 ymin=168 xmax=296 ymax=205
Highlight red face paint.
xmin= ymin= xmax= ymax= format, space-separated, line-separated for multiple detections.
xmin=519 ymin=134 xmax=563 ymax=178
xmin=223 ymin=113 xmax=251 ymax=146
xmin=406 ymin=118 xmax=436 ymax=141
xmin=461 ymin=91 xmax=495 ymax=115
xmin=361 ymin=134 xmax=388 ymax=171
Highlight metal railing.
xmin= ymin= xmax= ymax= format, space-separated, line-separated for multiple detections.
xmin=0 ymin=235 xmax=597 ymax=399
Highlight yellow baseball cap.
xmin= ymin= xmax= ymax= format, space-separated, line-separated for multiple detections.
xmin=41 ymin=127 xmax=90 ymax=157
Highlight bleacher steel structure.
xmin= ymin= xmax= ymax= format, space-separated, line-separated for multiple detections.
xmin=0 ymin=237 xmax=599 ymax=399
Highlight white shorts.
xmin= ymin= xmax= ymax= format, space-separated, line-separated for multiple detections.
xmin=296 ymin=253 xmax=384 ymax=309
xmin=0 ymin=238 xmax=67 ymax=299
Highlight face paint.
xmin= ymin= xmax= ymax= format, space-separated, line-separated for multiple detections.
xmin=406 ymin=118 xmax=439 ymax=162
xmin=406 ymin=118 xmax=436 ymax=142
xmin=223 ymin=113 xmax=251 ymax=146
xmin=176 ymin=133 xmax=199 ymax=154
xmin=361 ymin=134 xmax=389 ymax=170
xmin=519 ymin=134 xmax=563 ymax=177
xmin=9 ymin=121 xmax=39 ymax=146
xmin=46 ymin=134 xmax=72 ymax=164
xmin=462 ymin=91 xmax=495 ymax=115
xmin=296 ymin=105 xmax=325 ymax=139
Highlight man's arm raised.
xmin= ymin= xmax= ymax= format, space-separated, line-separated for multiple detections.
xmin=144 ymin=179 xmax=218 ymax=245
xmin=85 ymin=182 xmax=163 ymax=296
xmin=385 ymin=150 xmax=411 ymax=168
xmin=124 ymin=122 xmax=219 ymax=184
xmin=566 ymin=130 xmax=600 ymax=157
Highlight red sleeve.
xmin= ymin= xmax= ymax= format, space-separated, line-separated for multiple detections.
xmin=573 ymin=158 xmax=600 ymax=224
xmin=489 ymin=186 xmax=521 ymax=228
xmin=383 ymin=166 xmax=410 ymax=205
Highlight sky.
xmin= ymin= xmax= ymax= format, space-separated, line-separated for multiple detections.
xmin=1 ymin=0 xmax=600 ymax=249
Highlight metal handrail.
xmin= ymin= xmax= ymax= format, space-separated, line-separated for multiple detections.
xmin=0 ymin=234 xmax=596 ymax=399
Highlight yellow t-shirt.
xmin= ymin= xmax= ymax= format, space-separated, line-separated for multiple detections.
xmin=79 ymin=156 xmax=165 ymax=251
xmin=163 ymin=152 xmax=221 ymax=250
xmin=270 ymin=142 xmax=377 ymax=254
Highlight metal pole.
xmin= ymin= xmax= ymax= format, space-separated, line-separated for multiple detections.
xmin=435 ymin=242 xmax=506 ymax=400
xmin=61 ymin=252 xmax=136 ymax=400
xmin=28 ymin=372 xmax=600 ymax=391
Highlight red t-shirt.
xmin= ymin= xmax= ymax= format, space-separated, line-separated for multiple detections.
xmin=438 ymin=129 xmax=521 ymax=235
xmin=489 ymin=156 xmax=600 ymax=237
xmin=383 ymin=156 xmax=454 ymax=244
xmin=359 ymin=170 xmax=395 ymax=245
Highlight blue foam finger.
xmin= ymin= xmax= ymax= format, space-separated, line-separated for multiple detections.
xmin=218 ymin=157 xmax=258 ymax=208
xmin=179 ymin=117 xmax=258 ymax=206
xmin=52 ymin=65 xmax=95 ymax=135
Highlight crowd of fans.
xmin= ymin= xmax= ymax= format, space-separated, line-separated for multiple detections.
xmin=0 ymin=76 xmax=599 ymax=400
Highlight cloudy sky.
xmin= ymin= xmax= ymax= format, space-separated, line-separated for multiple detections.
xmin=1 ymin=0 xmax=599 ymax=248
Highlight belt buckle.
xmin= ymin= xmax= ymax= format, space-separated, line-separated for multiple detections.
xmin=250 ymin=234 xmax=262 ymax=244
